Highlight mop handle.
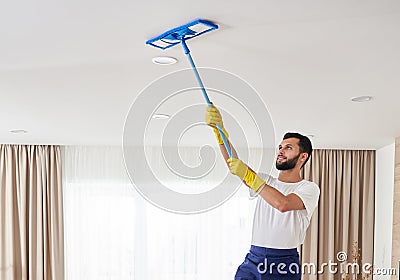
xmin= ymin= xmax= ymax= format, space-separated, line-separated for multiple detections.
xmin=180 ymin=40 xmax=233 ymax=158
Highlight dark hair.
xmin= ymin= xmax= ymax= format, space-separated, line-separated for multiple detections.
xmin=283 ymin=132 xmax=313 ymax=167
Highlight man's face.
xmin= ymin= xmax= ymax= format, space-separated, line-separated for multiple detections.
xmin=276 ymin=138 xmax=302 ymax=170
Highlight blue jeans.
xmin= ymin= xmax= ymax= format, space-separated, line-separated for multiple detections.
xmin=235 ymin=246 xmax=301 ymax=280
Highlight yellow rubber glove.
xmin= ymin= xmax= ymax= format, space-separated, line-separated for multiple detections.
xmin=227 ymin=158 xmax=265 ymax=192
xmin=205 ymin=105 xmax=229 ymax=145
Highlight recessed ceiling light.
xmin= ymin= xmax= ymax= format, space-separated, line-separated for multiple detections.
xmin=152 ymin=113 xmax=170 ymax=119
xmin=351 ymin=96 xmax=373 ymax=102
xmin=10 ymin=129 xmax=28 ymax=134
xmin=152 ymin=56 xmax=178 ymax=65
xmin=306 ymin=134 xmax=315 ymax=138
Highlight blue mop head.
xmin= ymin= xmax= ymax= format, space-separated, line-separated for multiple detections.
xmin=146 ymin=19 xmax=218 ymax=50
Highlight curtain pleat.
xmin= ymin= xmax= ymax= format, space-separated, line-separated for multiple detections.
xmin=0 ymin=145 xmax=64 ymax=280
xmin=301 ymin=149 xmax=375 ymax=280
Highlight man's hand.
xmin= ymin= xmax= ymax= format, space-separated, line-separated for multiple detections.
xmin=227 ymin=157 xmax=247 ymax=178
xmin=205 ymin=105 xmax=229 ymax=145
xmin=227 ymin=158 xmax=265 ymax=193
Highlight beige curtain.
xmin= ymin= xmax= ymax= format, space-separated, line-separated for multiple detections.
xmin=0 ymin=145 xmax=64 ymax=280
xmin=300 ymin=149 xmax=375 ymax=280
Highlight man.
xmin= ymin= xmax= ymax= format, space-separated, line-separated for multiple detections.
xmin=205 ymin=105 xmax=320 ymax=280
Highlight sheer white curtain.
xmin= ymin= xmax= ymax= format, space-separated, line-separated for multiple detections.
xmin=62 ymin=146 xmax=275 ymax=280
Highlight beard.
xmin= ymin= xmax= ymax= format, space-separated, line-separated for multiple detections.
xmin=276 ymin=153 xmax=301 ymax=170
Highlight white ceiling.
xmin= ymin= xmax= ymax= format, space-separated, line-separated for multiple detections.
xmin=1 ymin=0 xmax=400 ymax=149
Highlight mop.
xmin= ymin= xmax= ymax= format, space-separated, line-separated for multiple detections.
xmin=146 ymin=19 xmax=233 ymax=158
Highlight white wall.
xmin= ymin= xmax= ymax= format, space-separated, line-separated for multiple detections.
xmin=374 ymin=143 xmax=395 ymax=280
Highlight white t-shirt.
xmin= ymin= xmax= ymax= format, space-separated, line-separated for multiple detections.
xmin=251 ymin=173 xmax=320 ymax=249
